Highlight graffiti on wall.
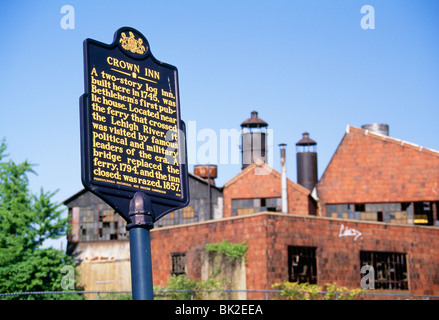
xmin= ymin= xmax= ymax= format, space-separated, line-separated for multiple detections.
xmin=339 ymin=224 xmax=362 ymax=241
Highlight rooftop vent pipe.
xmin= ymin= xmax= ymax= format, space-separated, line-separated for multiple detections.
xmin=279 ymin=143 xmax=288 ymax=213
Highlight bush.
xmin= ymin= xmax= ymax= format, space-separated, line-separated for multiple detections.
xmin=160 ymin=274 xmax=227 ymax=300
xmin=205 ymin=240 xmax=248 ymax=263
xmin=272 ymin=281 xmax=363 ymax=300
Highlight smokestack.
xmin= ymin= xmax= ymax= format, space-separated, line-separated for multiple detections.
xmin=279 ymin=143 xmax=288 ymax=213
xmin=240 ymin=111 xmax=269 ymax=170
xmin=296 ymin=132 xmax=318 ymax=192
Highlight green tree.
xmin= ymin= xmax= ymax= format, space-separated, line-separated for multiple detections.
xmin=0 ymin=139 xmax=82 ymax=300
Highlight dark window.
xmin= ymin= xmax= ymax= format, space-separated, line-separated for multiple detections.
xmin=413 ymin=201 xmax=433 ymax=225
xmin=360 ymin=251 xmax=408 ymax=290
xmin=288 ymin=246 xmax=317 ymax=284
xmin=171 ymin=253 xmax=187 ymax=276
xmin=377 ymin=211 xmax=383 ymax=222
xmin=265 ymin=198 xmax=281 ymax=212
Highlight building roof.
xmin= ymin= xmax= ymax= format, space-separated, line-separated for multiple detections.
xmin=296 ymin=132 xmax=317 ymax=146
xmin=63 ymin=172 xmax=222 ymax=206
xmin=63 ymin=188 xmax=88 ymax=206
xmin=240 ymin=111 xmax=268 ymax=128
xmin=317 ymin=125 xmax=439 ymax=204
xmin=224 ymin=162 xmax=310 ymax=196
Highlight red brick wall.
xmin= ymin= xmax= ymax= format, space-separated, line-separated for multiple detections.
xmin=150 ymin=214 xmax=270 ymax=297
xmin=222 ymin=164 xmax=312 ymax=218
xmin=150 ymin=212 xmax=439 ymax=299
xmin=317 ymin=126 xmax=439 ymax=214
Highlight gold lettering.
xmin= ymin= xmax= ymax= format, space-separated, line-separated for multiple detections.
xmin=89 ymin=55 xmax=181 ymax=197
xmin=144 ymin=67 xmax=160 ymax=80
xmin=107 ymin=56 xmax=140 ymax=73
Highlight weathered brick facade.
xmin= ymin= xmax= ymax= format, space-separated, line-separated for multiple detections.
xmin=223 ymin=163 xmax=315 ymax=218
xmin=150 ymin=212 xmax=439 ymax=299
xmin=317 ymin=125 xmax=439 ymax=214
xmin=67 ymin=125 xmax=439 ymax=299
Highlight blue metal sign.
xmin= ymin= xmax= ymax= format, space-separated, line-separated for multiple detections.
xmin=80 ymin=27 xmax=189 ymax=224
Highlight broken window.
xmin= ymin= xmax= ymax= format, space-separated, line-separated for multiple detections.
xmin=171 ymin=252 xmax=187 ymax=276
xmin=157 ymin=200 xmax=198 ymax=227
xmin=326 ymin=204 xmax=350 ymax=219
xmin=326 ymin=202 xmax=415 ymax=225
xmin=232 ymin=197 xmax=282 ymax=216
xmin=182 ymin=205 xmax=195 ymax=218
xmin=360 ymin=251 xmax=408 ymax=290
xmin=77 ymin=204 xmax=127 ymax=241
xmin=413 ymin=201 xmax=434 ymax=225
xmin=288 ymin=246 xmax=317 ymax=284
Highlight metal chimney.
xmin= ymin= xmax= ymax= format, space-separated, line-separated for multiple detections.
xmin=296 ymin=132 xmax=318 ymax=192
xmin=240 ymin=111 xmax=268 ymax=170
xmin=279 ymin=143 xmax=288 ymax=213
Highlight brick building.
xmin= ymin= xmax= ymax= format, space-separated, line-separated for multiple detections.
xmin=149 ymin=211 xmax=439 ymax=299
xmin=222 ymin=163 xmax=316 ymax=218
xmin=66 ymin=117 xmax=439 ymax=298
xmin=149 ymin=124 xmax=439 ymax=298
xmin=316 ymin=125 xmax=439 ymax=226
xmin=65 ymin=172 xmax=223 ymax=294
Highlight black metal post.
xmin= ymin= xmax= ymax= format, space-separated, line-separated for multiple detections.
xmin=127 ymin=192 xmax=155 ymax=300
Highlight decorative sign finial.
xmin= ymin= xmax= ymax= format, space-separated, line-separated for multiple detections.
xmin=120 ymin=31 xmax=146 ymax=54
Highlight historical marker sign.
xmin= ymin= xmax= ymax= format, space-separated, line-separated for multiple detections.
xmin=80 ymin=27 xmax=189 ymax=223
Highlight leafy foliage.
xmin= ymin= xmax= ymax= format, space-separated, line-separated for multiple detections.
xmin=205 ymin=240 xmax=248 ymax=263
xmin=0 ymin=139 xmax=83 ymax=300
xmin=323 ymin=282 xmax=364 ymax=300
xmin=272 ymin=281 xmax=363 ymax=300
xmin=157 ymin=274 xmax=227 ymax=300
xmin=99 ymin=292 xmax=132 ymax=300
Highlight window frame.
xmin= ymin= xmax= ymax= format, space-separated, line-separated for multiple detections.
xmin=360 ymin=250 xmax=408 ymax=291
xmin=170 ymin=252 xmax=187 ymax=276
xmin=288 ymin=246 xmax=317 ymax=284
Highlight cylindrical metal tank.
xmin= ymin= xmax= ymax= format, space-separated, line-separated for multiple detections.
xmin=296 ymin=152 xmax=318 ymax=192
xmin=241 ymin=131 xmax=267 ymax=169
xmin=361 ymin=124 xmax=389 ymax=136
xmin=296 ymin=132 xmax=318 ymax=192
xmin=194 ymin=164 xmax=217 ymax=184
xmin=240 ymin=111 xmax=268 ymax=170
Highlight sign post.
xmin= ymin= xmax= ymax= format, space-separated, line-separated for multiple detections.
xmin=128 ymin=192 xmax=154 ymax=300
xmin=80 ymin=27 xmax=189 ymax=300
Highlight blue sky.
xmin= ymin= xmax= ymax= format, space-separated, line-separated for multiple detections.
xmin=1 ymin=1 xmax=438 ymax=244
